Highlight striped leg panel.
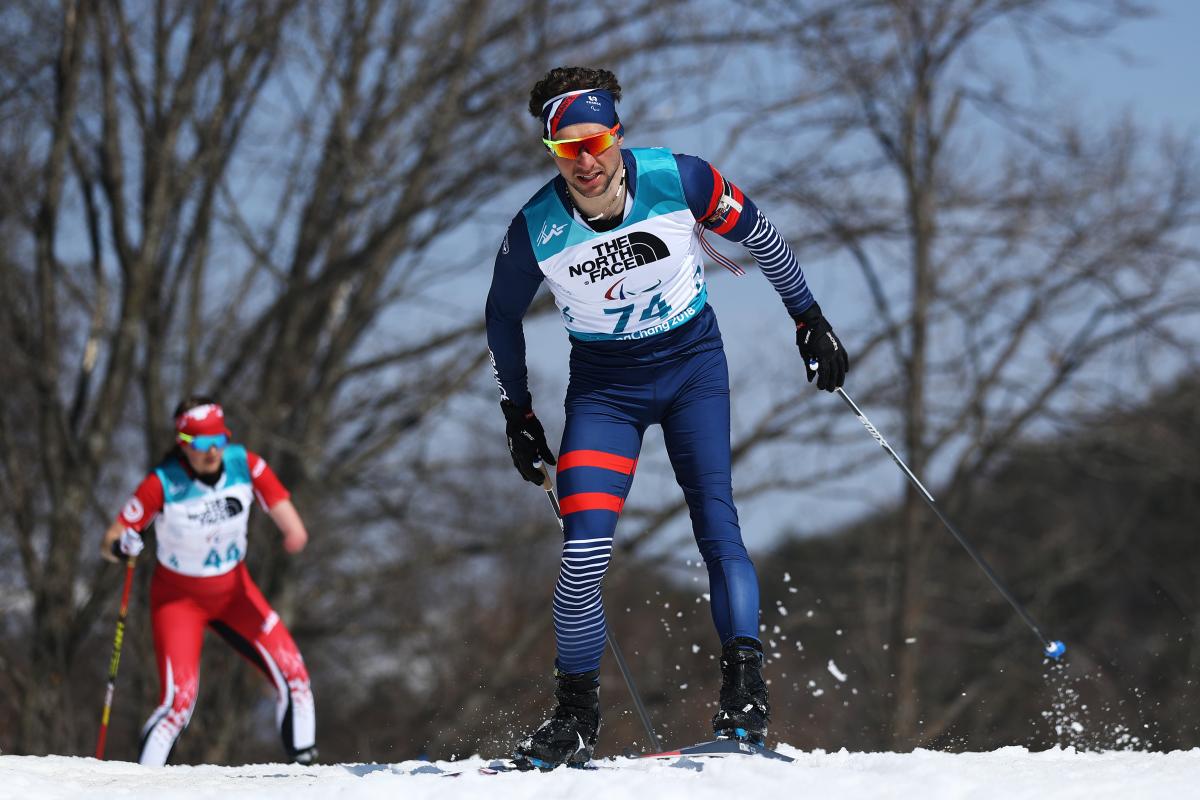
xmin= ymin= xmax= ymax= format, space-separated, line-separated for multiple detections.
xmin=553 ymin=449 xmax=637 ymax=673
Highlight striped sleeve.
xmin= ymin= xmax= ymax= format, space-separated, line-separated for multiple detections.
xmin=737 ymin=209 xmax=814 ymax=317
xmin=675 ymin=153 xmax=815 ymax=317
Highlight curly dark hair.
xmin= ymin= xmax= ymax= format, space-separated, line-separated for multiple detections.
xmin=528 ymin=66 xmax=622 ymax=118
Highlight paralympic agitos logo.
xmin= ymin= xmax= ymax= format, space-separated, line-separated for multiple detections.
xmin=568 ymin=232 xmax=670 ymax=285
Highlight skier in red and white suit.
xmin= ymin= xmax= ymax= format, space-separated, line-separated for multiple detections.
xmin=101 ymin=396 xmax=316 ymax=766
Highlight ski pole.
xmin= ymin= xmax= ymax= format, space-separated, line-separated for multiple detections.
xmin=830 ymin=385 xmax=1066 ymax=660
xmin=536 ymin=463 xmax=661 ymax=750
xmin=96 ymin=556 xmax=137 ymax=759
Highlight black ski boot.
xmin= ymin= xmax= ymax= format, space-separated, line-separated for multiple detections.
xmin=513 ymin=668 xmax=600 ymax=770
xmin=711 ymin=637 xmax=769 ymax=744
xmin=291 ymin=745 xmax=318 ymax=765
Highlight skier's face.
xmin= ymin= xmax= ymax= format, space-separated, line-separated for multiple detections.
xmin=182 ymin=439 xmax=225 ymax=476
xmin=549 ymin=122 xmax=623 ymax=199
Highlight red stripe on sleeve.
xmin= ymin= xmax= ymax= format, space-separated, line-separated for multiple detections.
xmin=712 ymin=184 xmax=745 ymax=235
xmin=557 ymin=449 xmax=637 ymax=475
xmin=559 ymin=492 xmax=625 ymax=515
xmin=702 ymin=165 xmax=724 ymax=221
xmin=248 ymin=451 xmax=291 ymax=509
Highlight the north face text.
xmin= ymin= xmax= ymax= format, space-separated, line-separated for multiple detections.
xmin=567 ymin=232 xmax=669 ymax=284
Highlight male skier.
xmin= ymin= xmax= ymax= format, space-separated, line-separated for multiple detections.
xmin=485 ymin=66 xmax=848 ymax=768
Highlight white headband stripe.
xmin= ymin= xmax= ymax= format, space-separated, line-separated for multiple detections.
xmin=541 ymin=88 xmax=599 ymax=138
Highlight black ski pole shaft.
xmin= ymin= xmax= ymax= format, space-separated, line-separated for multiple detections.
xmin=832 ymin=387 xmax=1065 ymax=660
xmin=96 ymin=556 xmax=137 ymax=759
xmin=599 ymin=623 xmax=658 ymax=750
xmin=537 ymin=463 xmax=661 ymax=750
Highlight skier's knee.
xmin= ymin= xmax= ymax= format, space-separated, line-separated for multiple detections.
xmin=696 ymin=539 xmax=750 ymax=567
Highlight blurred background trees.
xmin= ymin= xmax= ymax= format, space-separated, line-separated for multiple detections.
xmin=1 ymin=0 xmax=1197 ymax=763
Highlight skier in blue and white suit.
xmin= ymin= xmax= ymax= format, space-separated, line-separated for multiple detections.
xmin=486 ymin=66 xmax=848 ymax=768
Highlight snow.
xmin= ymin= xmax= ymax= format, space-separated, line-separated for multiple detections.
xmin=6 ymin=748 xmax=1200 ymax=800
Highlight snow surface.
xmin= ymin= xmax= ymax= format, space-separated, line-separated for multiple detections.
xmin=5 ymin=747 xmax=1199 ymax=800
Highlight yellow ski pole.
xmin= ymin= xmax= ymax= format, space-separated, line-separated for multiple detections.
xmin=96 ymin=556 xmax=137 ymax=759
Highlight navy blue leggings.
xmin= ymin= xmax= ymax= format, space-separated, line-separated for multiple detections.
xmin=553 ymin=342 xmax=761 ymax=674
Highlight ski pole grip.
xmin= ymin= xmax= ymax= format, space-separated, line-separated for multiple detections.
xmin=536 ymin=461 xmax=553 ymax=490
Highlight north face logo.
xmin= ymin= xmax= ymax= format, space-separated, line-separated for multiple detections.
xmin=188 ymin=497 xmax=245 ymax=525
xmin=625 ymin=231 xmax=670 ymax=264
xmin=567 ymin=232 xmax=670 ymax=285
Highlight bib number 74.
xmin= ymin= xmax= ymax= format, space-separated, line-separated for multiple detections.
xmin=604 ymin=292 xmax=673 ymax=334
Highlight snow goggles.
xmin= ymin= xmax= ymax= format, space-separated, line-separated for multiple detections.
xmin=542 ymin=123 xmax=621 ymax=159
xmin=177 ymin=432 xmax=228 ymax=450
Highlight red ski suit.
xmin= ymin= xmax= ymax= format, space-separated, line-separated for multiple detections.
xmin=117 ymin=446 xmax=314 ymax=765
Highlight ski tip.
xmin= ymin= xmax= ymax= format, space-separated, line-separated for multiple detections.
xmin=1044 ymin=640 xmax=1066 ymax=660
xmin=638 ymin=749 xmax=683 ymax=759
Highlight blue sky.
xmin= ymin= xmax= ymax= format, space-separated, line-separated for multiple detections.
xmin=1047 ymin=2 xmax=1199 ymax=131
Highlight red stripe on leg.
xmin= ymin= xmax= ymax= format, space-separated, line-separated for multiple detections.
xmin=559 ymin=492 xmax=625 ymax=515
xmin=557 ymin=450 xmax=637 ymax=475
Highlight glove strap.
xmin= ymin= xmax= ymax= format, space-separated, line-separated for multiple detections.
xmin=791 ymin=301 xmax=824 ymax=330
xmin=501 ymin=399 xmax=537 ymax=424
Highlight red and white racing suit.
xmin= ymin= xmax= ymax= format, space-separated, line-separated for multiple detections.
xmin=116 ymin=444 xmax=315 ymax=765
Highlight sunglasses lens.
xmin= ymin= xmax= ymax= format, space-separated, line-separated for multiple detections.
xmin=581 ymin=133 xmax=615 ymax=156
xmin=547 ymin=140 xmax=582 ymax=159
xmin=190 ymin=434 xmax=228 ymax=450
xmin=544 ymin=126 xmax=618 ymax=159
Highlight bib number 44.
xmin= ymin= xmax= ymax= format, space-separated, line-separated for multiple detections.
xmin=204 ymin=542 xmax=242 ymax=570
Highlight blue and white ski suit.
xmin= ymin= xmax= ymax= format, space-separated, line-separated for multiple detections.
xmin=486 ymin=147 xmax=815 ymax=673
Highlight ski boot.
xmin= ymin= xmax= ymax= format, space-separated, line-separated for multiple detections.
xmin=291 ymin=745 xmax=319 ymax=765
xmin=711 ymin=636 xmax=769 ymax=744
xmin=513 ymin=668 xmax=600 ymax=770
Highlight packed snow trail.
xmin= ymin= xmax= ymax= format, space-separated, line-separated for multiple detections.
xmin=5 ymin=747 xmax=1200 ymax=800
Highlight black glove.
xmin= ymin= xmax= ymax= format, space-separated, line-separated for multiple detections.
xmin=793 ymin=302 xmax=849 ymax=392
xmin=501 ymin=400 xmax=557 ymax=484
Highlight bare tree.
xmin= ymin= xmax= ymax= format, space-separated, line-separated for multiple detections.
xmin=5 ymin=0 xmax=1196 ymax=762
xmin=0 ymin=0 xmax=303 ymax=755
xmin=0 ymin=0 xmax=786 ymax=760
xmin=718 ymin=0 xmax=1200 ymax=748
